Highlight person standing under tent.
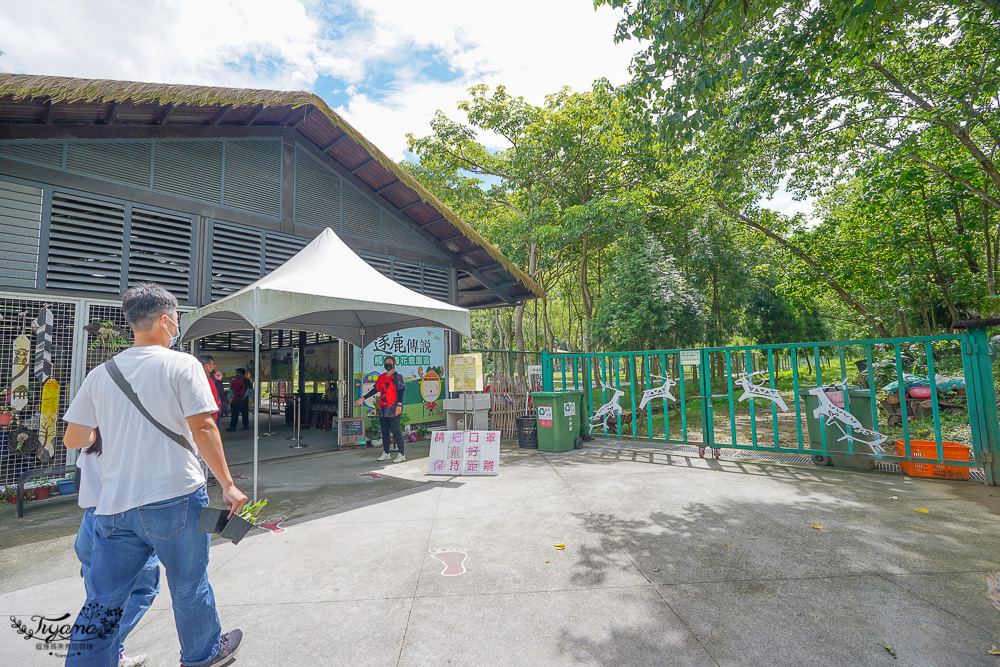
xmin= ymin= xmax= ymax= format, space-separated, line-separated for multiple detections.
xmin=198 ymin=355 xmax=221 ymax=422
xmin=226 ymin=368 xmax=252 ymax=432
xmin=355 ymin=354 xmax=406 ymax=462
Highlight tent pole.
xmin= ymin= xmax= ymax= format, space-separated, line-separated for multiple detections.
xmin=253 ymin=328 xmax=260 ymax=503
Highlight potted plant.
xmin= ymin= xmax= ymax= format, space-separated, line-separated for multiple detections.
xmin=32 ymin=477 xmax=53 ymax=500
xmin=57 ymin=475 xmax=76 ymax=495
xmin=220 ymin=499 xmax=268 ymax=544
xmin=365 ymin=417 xmax=382 ymax=446
xmin=199 ymin=498 xmax=269 ymax=545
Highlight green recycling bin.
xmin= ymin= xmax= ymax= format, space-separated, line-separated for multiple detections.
xmin=798 ymin=386 xmax=877 ymax=469
xmin=531 ymin=390 xmax=585 ymax=452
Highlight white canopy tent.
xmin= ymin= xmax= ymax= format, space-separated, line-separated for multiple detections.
xmin=181 ymin=227 xmax=472 ymax=499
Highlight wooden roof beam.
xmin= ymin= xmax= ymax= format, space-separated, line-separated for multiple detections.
xmin=350 ymin=156 xmax=375 ymax=172
xmin=477 ymin=262 xmax=503 ymax=273
xmin=438 ymin=231 xmax=466 ymax=243
xmin=208 ymin=104 xmax=232 ymax=125
xmin=156 ymin=103 xmax=176 ymax=125
xmin=398 ymin=200 xmax=423 ymax=213
xmin=43 ymin=100 xmax=54 ymax=124
xmin=322 ymin=133 xmax=350 ymax=152
xmin=375 ymin=178 xmax=400 ymax=194
xmin=279 ymin=107 xmax=305 ymax=126
xmin=103 ymin=102 xmax=119 ymax=125
xmin=244 ymin=105 xmax=266 ymax=126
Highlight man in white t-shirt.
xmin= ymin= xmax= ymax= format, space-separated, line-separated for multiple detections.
xmin=63 ymin=283 xmax=247 ymax=667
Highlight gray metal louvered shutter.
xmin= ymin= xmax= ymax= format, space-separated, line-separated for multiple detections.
xmin=0 ymin=179 xmax=43 ymax=288
xmin=46 ymin=192 xmax=125 ymax=293
xmin=153 ymin=141 xmax=224 ymax=205
xmin=265 ymin=232 xmax=308 ymax=273
xmin=128 ymin=207 xmax=193 ymax=300
xmin=341 ymin=183 xmax=380 ymax=241
xmin=211 ymin=221 xmax=263 ymax=298
xmin=223 ymin=140 xmax=281 ymax=218
xmin=381 ymin=211 xmax=415 ymax=248
xmin=358 ymin=251 xmax=393 ymax=279
xmin=393 ymin=260 xmax=423 ymax=292
xmin=423 ymin=265 xmax=451 ymax=302
xmin=66 ymin=142 xmax=152 ymax=189
xmin=416 ymin=234 xmax=443 ymax=257
xmin=294 ymin=146 xmax=340 ymax=229
xmin=0 ymin=142 xmax=63 ymax=169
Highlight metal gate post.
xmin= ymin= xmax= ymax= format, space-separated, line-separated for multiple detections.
xmin=699 ymin=348 xmax=714 ymax=448
xmin=541 ymin=350 xmax=554 ymax=392
xmin=959 ymin=323 xmax=999 ymax=485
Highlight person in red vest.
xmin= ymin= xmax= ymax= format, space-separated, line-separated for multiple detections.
xmin=226 ymin=369 xmax=252 ymax=431
xmin=355 ymin=355 xmax=406 ymax=462
xmin=198 ymin=355 xmax=221 ymax=422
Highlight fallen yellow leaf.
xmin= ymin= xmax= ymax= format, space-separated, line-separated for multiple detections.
xmin=553 ymin=544 xmax=565 ymax=550
xmin=989 ymin=646 xmax=1000 ymax=656
xmin=889 ymin=496 xmax=898 ymax=500
xmin=726 ymin=543 xmax=730 ymax=548
xmin=812 ymin=525 xmax=824 ymax=530
xmin=914 ymin=508 xmax=930 ymax=513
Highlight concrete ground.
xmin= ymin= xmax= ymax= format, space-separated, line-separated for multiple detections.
xmin=2 ymin=439 xmax=999 ymax=666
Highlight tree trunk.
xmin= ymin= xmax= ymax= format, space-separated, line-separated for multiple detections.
xmin=542 ymin=294 xmax=555 ymax=351
xmin=986 ymin=192 xmax=996 ymax=296
xmin=513 ymin=243 xmax=538 ymax=360
xmin=579 ymin=237 xmax=594 ymax=352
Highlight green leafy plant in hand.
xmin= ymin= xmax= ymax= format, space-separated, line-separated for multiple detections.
xmin=239 ymin=498 xmax=268 ymax=525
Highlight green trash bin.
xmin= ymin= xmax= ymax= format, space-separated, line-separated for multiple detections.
xmin=531 ymin=390 xmax=585 ymax=452
xmin=798 ymin=386 xmax=877 ymax=469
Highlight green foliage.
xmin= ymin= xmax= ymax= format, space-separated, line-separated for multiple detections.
xmin=239 ymin=498 xmax=268 ymax=525
xmin=591 ymin=231 xmax=705 ymax=351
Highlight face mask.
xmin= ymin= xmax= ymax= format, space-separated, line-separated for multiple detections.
xmin=162 ymin=315 xmax=180 ymax=348
xmin=384 ymin=362 xmax=394 ymax=371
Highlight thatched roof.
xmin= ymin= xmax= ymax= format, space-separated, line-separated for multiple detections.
xmin=0 ymin=73 xmax=542 ymax=306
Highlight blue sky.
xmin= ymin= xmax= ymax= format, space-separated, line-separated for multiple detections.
xmin=0 ymin=0 xmax=813 ymax=217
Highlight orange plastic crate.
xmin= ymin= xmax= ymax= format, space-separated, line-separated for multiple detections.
xmin=894 ymin=440 xmax=972 ymax=480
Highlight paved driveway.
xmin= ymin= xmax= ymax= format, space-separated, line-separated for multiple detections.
xmin=2 ymin=445 xmax=999 ymax=666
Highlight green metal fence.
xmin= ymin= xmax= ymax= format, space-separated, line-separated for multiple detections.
xmin=541 ymin=325 xmax=999 ymax=486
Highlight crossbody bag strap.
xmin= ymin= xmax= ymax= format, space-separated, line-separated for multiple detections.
xmin=104 ymin=357 xmax=194 ymax=454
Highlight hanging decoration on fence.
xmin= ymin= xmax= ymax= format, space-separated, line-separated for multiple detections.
xmin=589 ymin=382 xmax=625 ymax=433
xmin=37 ymin=378 xmax=61 ymax=462
xmin=12 ymin=426 xmax=40 ymax=454
xmin=638 ymin=374 xmax=678 ymax=410
xmin=732 ymin=371 xmax=789 ymax=412
xmin=33 ymin=306 xmax=54 ymax=383
xmin=807 ymin=383 xmax=889 ymax=454
xmin=10 ymin=331 xmax=31 ymax=412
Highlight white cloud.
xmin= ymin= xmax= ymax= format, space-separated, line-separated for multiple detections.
xmin=0 ymin=0 xmax=347 ymax=89
xmin=1 ymin=0 xmax=634 ymax=160
xmin=336 ymin=1 xmax=635 ymax=157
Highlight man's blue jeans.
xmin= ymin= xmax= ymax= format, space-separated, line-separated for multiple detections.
xmin=74 ymin=507 xmax=161 ymax=658
xmin=67 ymin=486 xmax=222 ymax=666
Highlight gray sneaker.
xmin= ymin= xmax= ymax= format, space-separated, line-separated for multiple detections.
xmin=182 ymin=629 xmax=242 ymax=667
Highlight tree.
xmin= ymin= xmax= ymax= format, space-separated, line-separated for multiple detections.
xmin=406 ymin=85 xmax=647 ymax=351
xmin=597 ymin=0 xmax=1000 ymax=334
xmin=591 ymin=231 xmax=705 ymax=351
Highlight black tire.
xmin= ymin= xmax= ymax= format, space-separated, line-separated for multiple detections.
xmin=811 ymin=455 xmax=832 ymax=466
xmin=574 ymin=437 xmax=584 ymax=450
